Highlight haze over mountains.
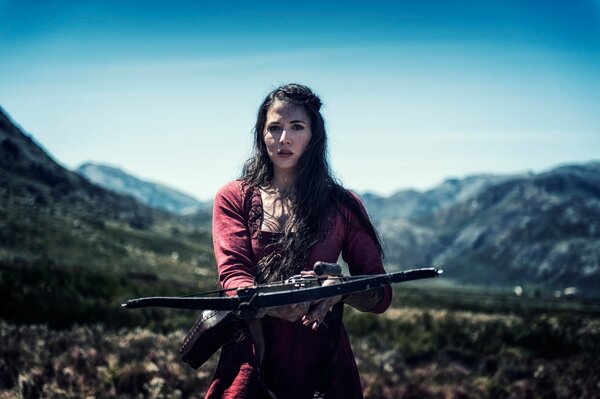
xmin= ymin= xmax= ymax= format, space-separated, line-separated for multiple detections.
xmin=76 ymin=162 xmax=208 ymax=215
xmin=1 ymin=105 xmax=599 ymax=298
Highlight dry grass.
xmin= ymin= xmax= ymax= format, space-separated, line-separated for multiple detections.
xmin=2 ymin=302 xmax=600 ymax=399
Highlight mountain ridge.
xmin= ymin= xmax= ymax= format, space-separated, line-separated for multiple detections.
xmin=76 ymin=162 xmax=208 ymax=215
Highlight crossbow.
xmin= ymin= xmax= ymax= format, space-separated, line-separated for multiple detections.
xmin=122 ymin=263 xmax=443 ymax=319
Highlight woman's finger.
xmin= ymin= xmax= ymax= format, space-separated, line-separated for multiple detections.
xmin=302 ymin=296 xmax=340 ymax=330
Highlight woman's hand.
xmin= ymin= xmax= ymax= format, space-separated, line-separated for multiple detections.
xmin=301 ymin=270 xmax=343 ymax=331
xmin=266 ymin=302 xmax=310 ymax=322
xmin=265 ymin=270 xmax=343 ymax=327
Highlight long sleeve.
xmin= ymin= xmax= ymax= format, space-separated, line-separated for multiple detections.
xmin=341 ymin=192 xmax=392 ymax=314
xmin=212 ymin=181 xmax=255 ymax=292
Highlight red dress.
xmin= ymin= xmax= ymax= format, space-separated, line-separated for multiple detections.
xmin=205 ymin=181 xmax=392 ymax=399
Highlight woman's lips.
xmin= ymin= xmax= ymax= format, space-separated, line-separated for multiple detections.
xmin=277 ymin=150 xmax=293 ymax=158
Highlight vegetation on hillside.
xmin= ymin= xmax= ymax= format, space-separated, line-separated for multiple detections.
xmin=0 ymin=191 xmax=214 ymax=330
xmin=1 ymin=288 xmax=599 ymax=399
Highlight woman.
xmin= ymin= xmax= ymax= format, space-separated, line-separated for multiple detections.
xmin=206 ymin=84 xmax=392 ymax=399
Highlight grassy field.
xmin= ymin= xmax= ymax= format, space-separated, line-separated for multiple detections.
xmin=2 ymin=284 xmax=599 ymax=399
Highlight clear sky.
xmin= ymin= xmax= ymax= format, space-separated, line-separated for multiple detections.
xmin=1 ymin=0 xmax=599 ymax=201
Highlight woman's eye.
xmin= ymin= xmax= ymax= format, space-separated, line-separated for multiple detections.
xmin=267 ymin=125 xmax=282 ymax=133
xmin=292 ymin=124 xmax=304 ymax=131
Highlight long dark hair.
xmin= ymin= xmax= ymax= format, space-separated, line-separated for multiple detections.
xmin=242 ymin=83 xmax=383 ymax=282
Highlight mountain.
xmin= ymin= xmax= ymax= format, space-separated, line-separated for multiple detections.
xmin=3 ymin=102 xmax=599 ymax=311
xmin=0 ymin=106 xmax=213 ymax=328
xmin=76 ymin=162 xmax=208 ymax=215
xmin=362 ymin=173 xmax=521 ymax=223
xmin=431 ymin=163 xmax=600 ymax=291
xmin=367 ymin=163 xmax=600 ymax=295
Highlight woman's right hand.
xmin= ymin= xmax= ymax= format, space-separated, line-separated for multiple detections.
xmin=266 ymin=302 xmax=310 ymax=322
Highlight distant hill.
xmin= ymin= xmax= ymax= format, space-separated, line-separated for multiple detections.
xmin=365 ymin=163 xmax=600 ymax=295
xmin=362 ymin=174 xmax=521 ymax=223
xmin=76 ymin=162 xmax=208 ymax=215
xmin=0 ymin=106 xmax=214 ymax=328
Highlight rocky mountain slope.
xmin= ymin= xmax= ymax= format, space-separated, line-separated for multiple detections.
xmin=368 ymin=163 xmax=600 ymax=295
xmin=362 ymin=173 xmax=520 ymax=223
xmin=76 ymin=162 xmax=208 ymax=215
xmin=0 ymin=106 xmax=213 ymax=327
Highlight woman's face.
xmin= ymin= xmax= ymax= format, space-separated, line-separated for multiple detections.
xmin=263 ymin=100 xmax=312 ymax=175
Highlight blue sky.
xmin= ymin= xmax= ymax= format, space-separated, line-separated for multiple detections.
xmin=1 ymin=0 xmax=599 ymax=200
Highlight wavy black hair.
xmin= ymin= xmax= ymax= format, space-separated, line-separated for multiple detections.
xmin=241 ymin=83 xmax=383 ymax=282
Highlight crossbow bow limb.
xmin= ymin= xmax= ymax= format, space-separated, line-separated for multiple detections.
xmin=122 ymin=263 xmax=443 ymax=319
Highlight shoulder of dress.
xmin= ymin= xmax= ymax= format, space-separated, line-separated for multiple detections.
xmin=333 ymin=189 xmax=371 ymax=225
xmin=344 ymin=189 xmax=363 ymax=203
xmin=215 ymin=180 xmax=252 ymax=200
xmin=213 ymin=180 xmax=245 ymax=209
xmin=336 ymin=189 xmax=365 ymax=211
xmin=214 ymin=180 xmax=262 ymax=232
xmin=216 ymin=180 xmax=242 ymax=194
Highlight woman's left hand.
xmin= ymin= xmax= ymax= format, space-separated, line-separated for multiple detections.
xmin=300 ymin=270 xmax=343 ymax=331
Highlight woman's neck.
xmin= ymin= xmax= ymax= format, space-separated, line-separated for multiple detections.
xmin=271 ymin=170 xmax=296 ymax=192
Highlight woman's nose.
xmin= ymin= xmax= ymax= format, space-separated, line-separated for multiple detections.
xmin=279 ymin=129 xmax=291 ymax=144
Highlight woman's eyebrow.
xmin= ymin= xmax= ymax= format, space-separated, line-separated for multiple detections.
xmin=290 ymin=120 xmax=307 ymax=124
